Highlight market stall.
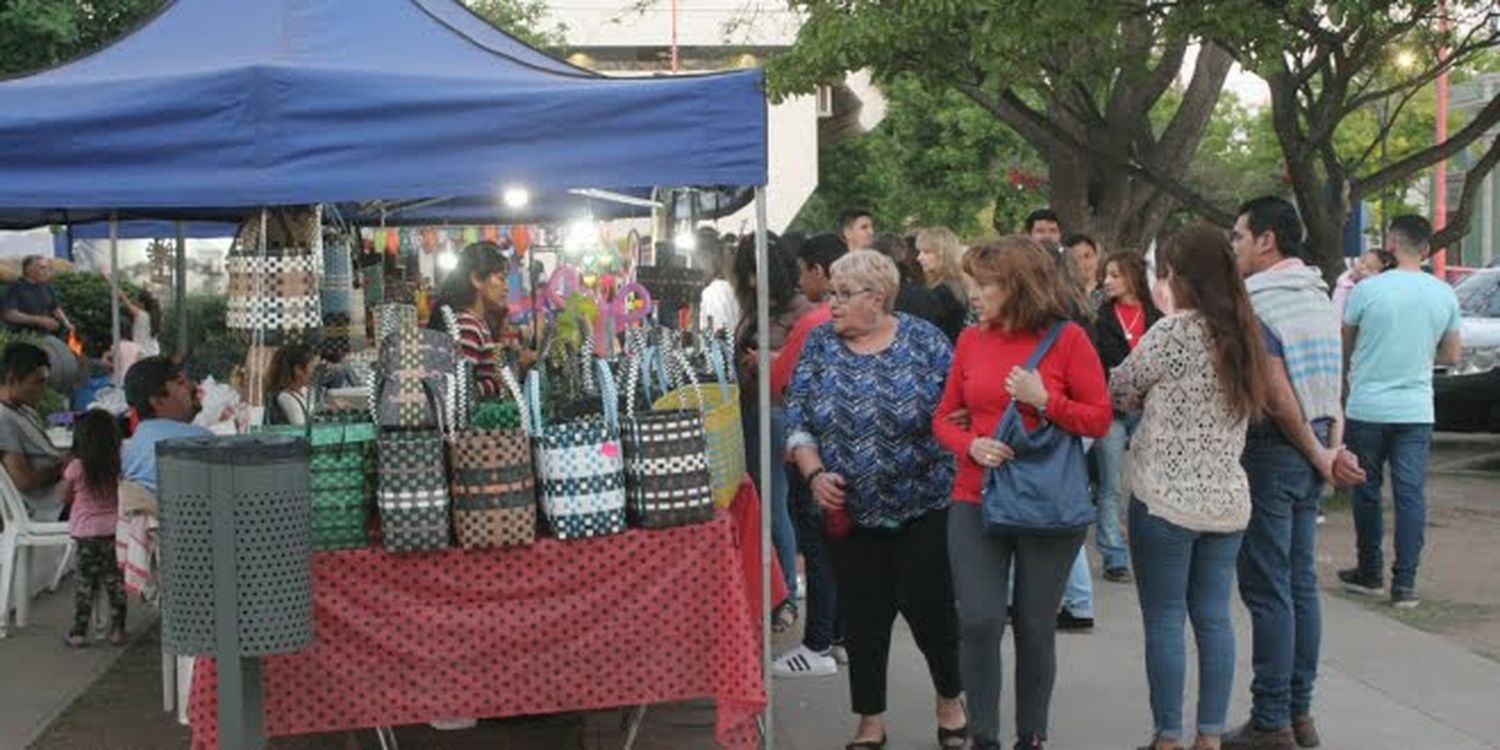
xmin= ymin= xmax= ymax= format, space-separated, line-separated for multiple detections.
xmin=0 ymin=0 xmax=778 ymax=746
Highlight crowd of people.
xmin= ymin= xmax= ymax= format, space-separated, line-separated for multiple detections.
xmin=705 ymin=198 xmax=1460 ymax=750
xmin=0 ymin=196 xmax=1463 ymax=747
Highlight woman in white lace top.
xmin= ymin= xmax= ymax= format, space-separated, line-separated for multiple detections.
xmin=1108 ymin=225 xmax=1269 ymax=750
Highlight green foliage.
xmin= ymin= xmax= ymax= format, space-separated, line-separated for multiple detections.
xmin=0 ymin=0 xmax=162 ymax=77
xmin=159 ymin=294 xmax=244 ymax=383
xmin=768 ymin=1 xmax=1134 ymax=101
xmin=1174 ymin=92 xmax=1286 ymax=214
xmin=460 ymin=0 xmax=566 ymax=48
xmin=791 ymin=75 xmax=1042 ymax=238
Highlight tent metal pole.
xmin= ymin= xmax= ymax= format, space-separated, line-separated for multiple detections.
xmin=753 ymin=186 xmax=772 ymax=749
xmin=176 ymin=221 xmax=188 ymax=356
xmin=110 ymin=212 xmax=121 ymax=379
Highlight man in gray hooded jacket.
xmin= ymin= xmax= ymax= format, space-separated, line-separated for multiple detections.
xmin=1222 ymin=196 xmax=1364 ymax=750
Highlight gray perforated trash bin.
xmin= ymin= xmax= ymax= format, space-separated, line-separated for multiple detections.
xmin=157 ymin=434 xmax=313 ymax=750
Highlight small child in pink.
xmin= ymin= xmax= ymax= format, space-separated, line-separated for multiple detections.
xmin=60 ymin=409 xmax=126 ymax=647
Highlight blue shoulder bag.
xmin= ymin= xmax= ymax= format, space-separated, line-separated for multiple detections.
xmin=980 ymin=321 xmax=1094 ymax=535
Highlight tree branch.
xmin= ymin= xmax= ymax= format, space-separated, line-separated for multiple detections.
xmin=1347 ymin=80 xmax=1427 ymax=175
xmin=1432 ymin=134 xmax=1500 ymax=249
xmin=1346 ymin=28 xmax=1500 ymax=112
xmin=982 ymin=87 xmax=1234 ymax=226
xmin=1353 ymin=92 xmax=1500 ymax=201
xmin=956 ymin=82 xmax=1064 ymax=154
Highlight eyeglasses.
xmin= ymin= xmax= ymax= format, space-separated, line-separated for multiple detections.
xmin=828 ymin=287 xmax=873 ymax=304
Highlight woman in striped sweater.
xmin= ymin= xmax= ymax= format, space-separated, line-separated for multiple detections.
xmin=433 ymin=241 xmax=513 ymax=399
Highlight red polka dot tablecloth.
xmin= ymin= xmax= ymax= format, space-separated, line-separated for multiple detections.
xmin=189 ymin=487 xmax=767 ymax=750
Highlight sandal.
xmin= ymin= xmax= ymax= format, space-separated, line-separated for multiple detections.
xmin=771 ymin=601 xmax=798 ymax=634
xmin=844 ymin=734 xmax=886 ymax=749
xmin=107 ymin=627 xmax=127 ymax=646
xmin=62 ymin=633 xmax=88 ymax=649
xmin=938 ymin=723 xmax=968 ymax=748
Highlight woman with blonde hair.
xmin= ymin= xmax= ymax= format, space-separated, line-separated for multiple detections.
xmin=785 ymin=249 xmax=965 ymax=749
xmin=915 ymin=226 xmax=969 ymax=342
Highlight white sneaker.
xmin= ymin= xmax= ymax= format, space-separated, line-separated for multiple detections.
xmin=428 ymin=718 xmax=478 ymax=731
xmin=772 ymin=645 xmax=838 ymax=678
xmin=830 ymin=645 xmax=849 ymax=664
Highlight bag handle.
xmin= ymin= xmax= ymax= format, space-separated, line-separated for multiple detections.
xmin=525 ymin=355 xmax=618 ymax=433
xmin=498 ymin=365 xmax=531 ymax=436
xmin=595 ymin=357 xmax=619 ymax=432
xmin=993 ymin=320 xmax=1069 ymax=439
xmin=525 ymin=366 xmax=546 ymax=431
xmin=661 ymin=343 xmax=705 ymax=412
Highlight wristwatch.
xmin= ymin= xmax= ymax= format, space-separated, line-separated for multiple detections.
xmin=806 ymin=466 xmax=826 ymax=484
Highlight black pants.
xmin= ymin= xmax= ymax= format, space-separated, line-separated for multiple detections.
xmin=71 ymin=536 xmax=125 ymax=637
xmin=832 ymin=508 xmax=963 ymax=716
xmin=947 ymin=503 xmax=1084 ymax=741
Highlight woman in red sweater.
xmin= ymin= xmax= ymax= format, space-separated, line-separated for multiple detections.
xmin=932 ymin=237 xmax=1111 ymax=750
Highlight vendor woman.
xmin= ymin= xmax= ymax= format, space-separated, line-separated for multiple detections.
xmin=264 ymin=343 xmax=318 ymax=426
xmin=432 ymin=241 xmax=532 ymax=397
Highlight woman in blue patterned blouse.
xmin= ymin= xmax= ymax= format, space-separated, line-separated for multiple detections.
xmin=784 ymin=250 xmax=966 ymax=749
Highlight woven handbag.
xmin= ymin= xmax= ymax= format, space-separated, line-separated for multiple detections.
xmin=377 ymin=430 xmax=451 ymax=553
xmin=227 ymin=244 xmax=323 ymax=347
xmin=621 ymin=333 xmax=714 ymax=529
xmin=447 ymin=368 xmax=536 ymax=548
xmin=653 ymin=336 xmax=744 ymax=508
xmin=252 ymin=422 xmax=374 ymax=551
xmin=374 ymin=304 xmax=417 ymax=358
xmin=308 ymin=422 xmax=375 ymax=550
xmin=526 ymin=358 xmax=627 ymax=540
xmin=373 ymin=323 xmax=459 ymax=431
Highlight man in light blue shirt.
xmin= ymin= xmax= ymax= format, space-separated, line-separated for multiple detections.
xmin=123 ymin=357 xmax=212 ymax=495
xmin=1338 ymin=215 xmax=1462 ymax=609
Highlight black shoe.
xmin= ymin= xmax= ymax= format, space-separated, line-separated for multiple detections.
xmin=1056 ymin=610 xmax=1094 ymax=631
xmin=1337 ymin=567 xmax=1383 ymax=597
xmin=1104 ymin=567 xmax=1132 ymax=584
xmin=1391 ymin=587 xmax=1421 ymax=609
xmin=1014 ymin=733 xmax=1045 ymax=749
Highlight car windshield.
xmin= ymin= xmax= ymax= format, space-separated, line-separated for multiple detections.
xmin=1455 ymin=271 xmax=1500 ymax=318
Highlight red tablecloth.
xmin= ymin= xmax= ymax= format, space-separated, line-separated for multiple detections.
xmin=189 ymin=510 xmax=766 ymax=749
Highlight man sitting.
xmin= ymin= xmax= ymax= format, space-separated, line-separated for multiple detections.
xmin=122 ymin=356 xmax=211 ymax=497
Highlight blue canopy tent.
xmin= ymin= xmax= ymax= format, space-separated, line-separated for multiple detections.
xmin=0 ymin=0 xmax=776 ymax=742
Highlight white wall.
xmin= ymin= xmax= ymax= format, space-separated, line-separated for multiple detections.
xmin=544 ymin=0 xmax=802 ymax=48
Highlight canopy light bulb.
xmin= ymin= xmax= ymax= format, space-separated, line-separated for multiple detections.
xmin=502 ymin=186 xmax=531 ymax=209
xmin=436 ymin=250 xmax=459 ymax=272
xmin=674 ymin=231 xmax=697 ymax=252
xmin=565 ymin=219 xmax=597 ymax=255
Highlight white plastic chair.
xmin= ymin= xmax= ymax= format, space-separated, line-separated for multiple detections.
xmin=0 ymin=466 xmax=74 ymax=637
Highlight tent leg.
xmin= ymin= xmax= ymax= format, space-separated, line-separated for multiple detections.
xmin=753 ymin=186 xmax=772 ymax=750
xmin=176 ymin=221 xmax=188 ymax=356
xmin=110 ymin=213 xmax=121 ymax=380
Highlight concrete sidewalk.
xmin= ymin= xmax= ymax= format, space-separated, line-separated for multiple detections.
xmin=770 ymin=578 xmax=1500 ymax=749
xmin=5 ymin=558 xmax=1500 ymax=749
xmin=0 ymin=583 xmax=156 ymax=750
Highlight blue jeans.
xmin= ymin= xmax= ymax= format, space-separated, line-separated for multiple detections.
xmin=792 ymin=468 xmax=838 ymax=652
xmin=1345 ymin=420 xmax=1433 ymax=592
xmin=1094 ymin=413 xmax=1139 ymax=571
xmin=745 ymin=405 xmax=799 ymax=600
xmin=1062 ymin=546 xmax=1093 ymax=618
xmin=1238 ymin=427 xmax=1326 ymax=729
xmin=1130 ymin=499 xmax=1243 ymax=740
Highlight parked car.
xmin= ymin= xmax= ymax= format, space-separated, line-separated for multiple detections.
xmin=1435 ymin=268 xmax=1500 ymax=433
